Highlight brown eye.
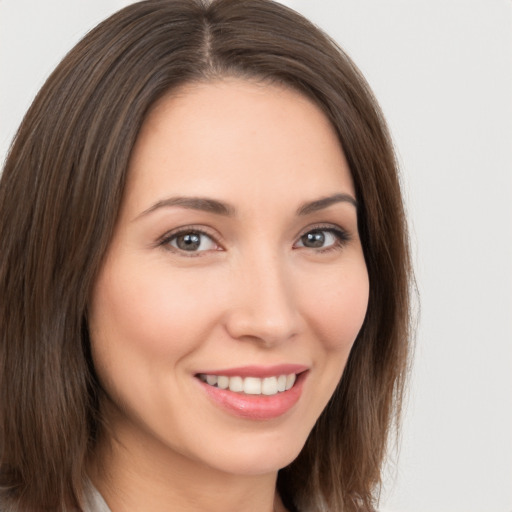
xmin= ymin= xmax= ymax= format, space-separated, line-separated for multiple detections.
xmin=167 ymin=231 xmax=217 ymax=252
xmin=295 ymin=227 xmax=349 ymax=251
xmin=300 ymin=230 xmax=327 ymax=248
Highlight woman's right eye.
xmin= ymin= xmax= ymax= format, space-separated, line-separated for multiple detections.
xmin=163 ymin=230 xmax=218 ymax=253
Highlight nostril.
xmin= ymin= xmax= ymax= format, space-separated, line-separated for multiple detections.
xmin=223 ymin=262 xmax=302 ymax=344
xmin=223 ymin=303 xmax=300 ymax=345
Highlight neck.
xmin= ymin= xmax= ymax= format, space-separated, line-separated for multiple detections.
xmin=88 ymin=423 xmax=285 ymax=512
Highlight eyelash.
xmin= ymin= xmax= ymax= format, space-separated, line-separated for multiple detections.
xmin=158 ymin=225 xmax=220 ymax=257
xmin=295 ymin=224 xmax=351 ymax=253
xmin=158 ymin=223 xmax=351 ymax=256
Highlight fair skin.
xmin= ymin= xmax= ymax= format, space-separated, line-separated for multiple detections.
xmin=88 ymin=79 xmax=369 ymax=512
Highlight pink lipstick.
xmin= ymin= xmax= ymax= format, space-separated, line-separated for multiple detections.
xmin=195 ymin=364 xmax=308 ymax=420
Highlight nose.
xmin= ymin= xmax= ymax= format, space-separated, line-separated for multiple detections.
xmin=224 ymin=251 xmax=302 ymax=346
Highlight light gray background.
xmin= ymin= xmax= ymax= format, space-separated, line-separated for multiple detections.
xmin=1 ymin=1 xmax=511 ymax=511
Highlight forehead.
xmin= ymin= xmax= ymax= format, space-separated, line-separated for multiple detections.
xmin=123 ymin=79 xmax=354 ymax=215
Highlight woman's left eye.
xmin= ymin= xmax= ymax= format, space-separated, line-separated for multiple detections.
xmin=295 ymin=228 xmax=349 ymax=250
xmin=164 ymin=230 xmax=218 ymax=253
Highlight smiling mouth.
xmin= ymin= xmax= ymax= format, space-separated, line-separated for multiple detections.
xmin=197 ymin=373 xmax=297 ymax=396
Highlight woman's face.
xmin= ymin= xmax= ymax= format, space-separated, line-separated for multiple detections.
xmin=89 ymin=79 xmax=369 ymax=477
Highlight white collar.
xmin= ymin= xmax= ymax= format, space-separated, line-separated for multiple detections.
xmin=83 ymin=479 xmax=111 ymax=512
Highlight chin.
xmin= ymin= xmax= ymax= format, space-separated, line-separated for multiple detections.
xmin=187 ymin=424 xmax=312 ymax=477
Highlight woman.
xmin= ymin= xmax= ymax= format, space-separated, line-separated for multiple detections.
xmin=0 ymin=0 xmax=412 ymax=511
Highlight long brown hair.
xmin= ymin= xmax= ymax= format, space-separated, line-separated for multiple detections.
xmin=0 ymin=1 xmax=412 ymax=510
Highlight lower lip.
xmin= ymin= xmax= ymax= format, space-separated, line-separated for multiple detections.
xmin=197 ymin=372 xmax=307 ymax=420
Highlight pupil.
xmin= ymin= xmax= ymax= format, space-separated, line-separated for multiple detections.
xmin=177 ymin=233 xmax=201 ymax=251
xmin=303 ymin=231 xmax=325 ymax=248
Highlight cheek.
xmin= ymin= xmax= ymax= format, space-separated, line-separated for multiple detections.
xmin=88 ymin=260 xmax=222 ymax=370
xmin=302 ymin=262 xmax=369 ymax=352
xmin=89 ymin=248 xmax=369 ymax=367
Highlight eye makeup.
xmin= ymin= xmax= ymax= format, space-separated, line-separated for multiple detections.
xmin=156 ymin=221 xmax=352 ymax=258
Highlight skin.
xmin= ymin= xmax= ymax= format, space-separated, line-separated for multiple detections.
xmin=88 ymin=79 xmax=369 ymax=512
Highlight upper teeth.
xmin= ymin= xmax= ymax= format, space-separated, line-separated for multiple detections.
xmin=198 ymin=373 xmax=296 ymax=396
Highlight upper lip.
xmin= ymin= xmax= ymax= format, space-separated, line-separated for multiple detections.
xmin=195 ymin=364 xmax=309 ymax=378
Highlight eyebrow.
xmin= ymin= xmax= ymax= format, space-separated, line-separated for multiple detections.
xmin=136 ymin=192 xmax=357 ymax=220
xmin=296 ymin=193 xmax=358 ymax=215
xmin=136 ymin=196 xmax=236 ymax=220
